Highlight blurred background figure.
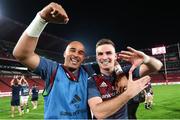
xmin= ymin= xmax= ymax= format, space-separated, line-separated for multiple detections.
xmin=31 ymin=84 xmax=39 ymax=109
xmin=144 ymin=82 xmax=154 ymax=109
xmin=20 ymin=75 xmax=30 ymax=114
xmin=10 ymin=75 xmax=22 ymax=118
xmin=127 ymin=90 xmax=146 ymax=119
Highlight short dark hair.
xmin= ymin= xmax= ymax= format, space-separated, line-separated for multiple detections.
xmin=96 ymin=38 xmax=115 ymax=48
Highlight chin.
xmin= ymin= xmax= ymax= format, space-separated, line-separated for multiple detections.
xmin=71 ymin=64 xmax=80 ymax=69
xmin=101 ymin=66 xmax=109 ymax=70
xmin=102 ymin=65 xmax=113 ymax=70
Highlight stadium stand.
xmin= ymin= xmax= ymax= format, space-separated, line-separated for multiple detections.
xmin=0 ymin=76 xmax=44 ymax=92
xmin=0 ymin=18 xmax=179 ymax=95
xmin=84 ymin=43 xmax=180 ymax=85
xmin=0 ymin=79 xmax=12 ymax=92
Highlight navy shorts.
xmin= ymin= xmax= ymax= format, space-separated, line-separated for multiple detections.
xmin=31 ymin=97 xmax=38 ymax=101
xmin=11 ymin=99 xmax=20 ymax=106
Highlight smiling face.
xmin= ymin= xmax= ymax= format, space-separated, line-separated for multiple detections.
xmin=63 ymin=41 xmax=85 ymax=70
xmin=96 ymin=44 xmax=117 ymax=75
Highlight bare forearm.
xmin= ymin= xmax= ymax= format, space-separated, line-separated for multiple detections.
xmin=140 ymin=56 xmax=163 ymax=76
xmin=13 ymin=13 xmax=47 ymax=69
xmin=13 ymin=33 xmax=40 ymax=70
xmin=11 ymin=79 xmax=15 ymax=86
xmin=13 ymin=33 xmax=38 ymax=60
xmin=23 ymin=79 xmax=28 ymax=85
xmin=90 ymin=74 xmax=151 ymax=119
xmin=148 ymin=56 xmax=163 ymax=71
xmin=92 ymin=92 xmax=130 ymax=118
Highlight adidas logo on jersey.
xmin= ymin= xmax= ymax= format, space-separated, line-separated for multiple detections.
xmin=70 ymin=94 xmax=81 ymax=104
xmin=100 ymin=81 xmax=108 ymax=87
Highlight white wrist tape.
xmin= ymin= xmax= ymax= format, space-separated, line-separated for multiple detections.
xmin=143 ymin=53 xmax=150 ymax=64
xmin=114 ymin=64 xmax=123 ymax=75
xmin=25 ymin=13 xmax=48 ymax=37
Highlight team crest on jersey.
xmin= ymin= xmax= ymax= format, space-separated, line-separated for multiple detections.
xmin=93 ymin=75 xmax=118 ymax=100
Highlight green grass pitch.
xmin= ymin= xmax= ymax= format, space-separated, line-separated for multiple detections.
xmin=0 ymin=84 xmax=180 ymax=119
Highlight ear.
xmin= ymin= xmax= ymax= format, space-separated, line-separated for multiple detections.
xmin=115 ymin=53 xmax=117 ymax=60
xmin=63 ymin=51 xmax=66 ymax=58
xmin=95 ymin=51 xmax=98 ymax=61
xmin=96 ymin=52 xmax=99 ymax=62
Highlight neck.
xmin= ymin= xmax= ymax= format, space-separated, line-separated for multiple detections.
xmin=63 ymin=65 xmax=78 ymax=72
xmin=100 ymin=67 xmax=114 ymax=76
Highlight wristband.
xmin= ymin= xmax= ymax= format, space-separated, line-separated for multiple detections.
xmin=114 ymin=64 xmax=123 ymax=75
xmin=25 ymin=13 xmax=48 ymax=37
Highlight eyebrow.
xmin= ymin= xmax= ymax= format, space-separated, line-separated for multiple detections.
xmin=69 ymin=48 xmax=76 ymax=50
xmin=97 ymin=51 xmax=103 ymax=54
xmin=106 ymin=51 xmax=112 ymax=54
xmin=97 ymin=51 xmax=112 ymax=54
xmin=70 ymin=47 xmax=85 ymax=53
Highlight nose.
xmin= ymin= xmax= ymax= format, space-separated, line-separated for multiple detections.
xmin=98 ymin=53 xmax=109 ymax=64
xmin=73 ymin=51 xmax=80 ymax=57
xmin=102 ymin=53 xmax=108 ymax=59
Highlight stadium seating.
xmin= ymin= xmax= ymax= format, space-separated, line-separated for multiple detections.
xmin=0 ymin=77 xmax=44 ymax=92
xmin=150 ymin=72 xmax=180 ymax=83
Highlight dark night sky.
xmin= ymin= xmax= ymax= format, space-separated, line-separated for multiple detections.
xmin=0 ymin=0 xmax=179 ymax=55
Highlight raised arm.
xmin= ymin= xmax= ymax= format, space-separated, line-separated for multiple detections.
xmin=21 ymin=75 xmax=28 ymax=85
xmin=118 ymin=46 xmax=163 ymax=76
xmin=88 ymin=73 xmax=150 ymax=119
xmin=13 ymin=2 xmax=69 ymax=70
xmin=10 ymin=76 xmax=15 ymax=86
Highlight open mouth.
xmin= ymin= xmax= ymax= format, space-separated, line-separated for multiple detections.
xmin=70 ymin=57 xmax=79 ymax=65
xmin=101 ymin=59 xmax=110 ymax=65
